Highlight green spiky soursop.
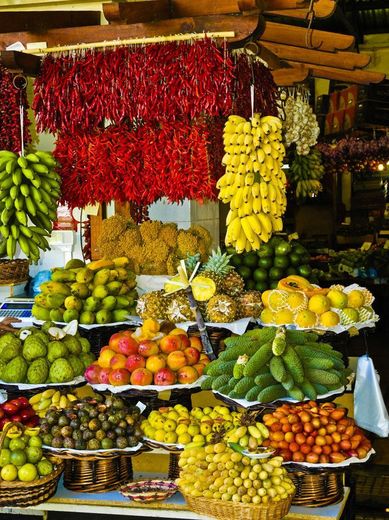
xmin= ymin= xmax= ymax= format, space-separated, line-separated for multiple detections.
xmin=80 ymin=352 xmax=95 ymax=369
xmin=0 ymin=333 xmax=22 ymax=362
xmin=22 ymin=336 xmax=47 ymax=361
xmin=27 ymin=358 xmax=50 ymax=384
xmin=68 ymin=355 xmax=85 ymax=377
xmin=1 ymin=356 xmax=28 ymax=383
xmin=49 ymin=358 xmax=74 ymax=383
xmin=62 ymin=336 xmax=81 ymax=355
xmin=47 ymin=341 xmax=68 ymax=363
xmin=79 ymin=337 xmax=91 ymax=353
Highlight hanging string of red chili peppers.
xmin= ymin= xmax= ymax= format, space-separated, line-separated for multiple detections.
xmin=0 ymin=66 xmax=31 ymax=152
xmin=53 ymin=120 xmax=217 ymax=210
xmin=33 ymin=40 xmax=234 ymax=134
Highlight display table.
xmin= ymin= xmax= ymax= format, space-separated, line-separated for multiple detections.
xmin=0 ymin=478 xmax=350 ymax=520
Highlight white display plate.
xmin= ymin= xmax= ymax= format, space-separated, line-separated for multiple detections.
xmin=43 ymin=442 xmax=143 ymax=455
xmin=90 ymin=375 xmax=206 ymax=394
xmin=143 ymin=436 xmax=185 ymax=450
xmin=0 ymin=375 xmax=85 ymax=390
xmin=284 ymin=448 xmax=375 ymax=468
xmin=33 ymin=319 xmax=141 ymax=330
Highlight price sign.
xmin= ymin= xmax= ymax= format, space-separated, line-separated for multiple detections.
xmin=83 ymin=203 xmax=100 ymax=216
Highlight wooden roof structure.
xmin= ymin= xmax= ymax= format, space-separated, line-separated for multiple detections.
xmin=0 ymin=0 xmax=386 ymax=86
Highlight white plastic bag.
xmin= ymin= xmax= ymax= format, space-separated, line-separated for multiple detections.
xmin=354 ymin=354 xmax=389 ymax=437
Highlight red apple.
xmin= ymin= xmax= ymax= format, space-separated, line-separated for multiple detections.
xmin=98 ymin=367 xmax=112 ymax=384
xmin=125 ymin=354 xmax=146 ymax=373
xmin=137 ymin=339 xmax=159 ymax=358
xmin=108 ymin=368 xmax=131 ymax=386
xmin=153 ymin=367 xmax=176 ymax=386
xmin=84 ymin=364 xmax=102 ymax=384
xmin=177 ymin=366 xmax=199 ymax=384
xmin=184 ymin=346 xmax=200 ymax=366
xmin=177 ymin=334 xmax=191 ymax=349
xmin=110 ymin=353 xmax=128 ymax=370
xmin=189 ymin=336 xmax=203 ymax=352
xmin=130 ymin=368 xmax=153 ymax=386
xmin=109 ymin=331 xmax=139 ymax=356
xmin=159 ymin=335 xmax=184 ymax=354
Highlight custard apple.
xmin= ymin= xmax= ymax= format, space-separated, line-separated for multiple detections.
xmin=1 ymin=356 xmax=28 ymax=383
xmin=49 ymin=358 xmax=74 ymax=383
xmin=0 ymin=333 xmax=22 ymax=362
xmin=27 ymin=358 xmax=50 ymax=384
xmin=47 ymin=341 xmax=68 ymax=363
xmin=22 ymin=336 xmax=47 ymax=361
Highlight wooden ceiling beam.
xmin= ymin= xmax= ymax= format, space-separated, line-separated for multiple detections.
xmin=261 ymin=21 xmax=355 ymax=51
xmin=0 ymin=50 xmax=41 ymax=76
xmin=272 ymin=64 xmax=309 ymax=85
xmin=288 ymin=60 xmax=386 ymax=84
xmin=265 ymin=0 xmax=336 ymax=19
xmin=0 ymin=11 xmax=100 ymax=33
xmin=263 ymin=0 xmax=307 ymax=9
xmin=103 ymin=1 xmax=170 ymax=25
xmin=262 ymin=41 xmax=371 ymax=70
xmin=170 ymin=0 xmax=264 ymax=17
xmin=0 ymin=14 xmax=263 ymax=51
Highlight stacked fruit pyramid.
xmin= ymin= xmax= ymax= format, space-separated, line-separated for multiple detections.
xmin=0 ymin=150 xmax=60 ymax=261
xmin=32 ymin=257 xmax=138 ymax=324
xmin=0 ymin=321 xmax=94 ymax=385
xmin=228 ymin=236 xmax=312 ymax=292
xmin=202 ymin=327 xmax=348 ymax=402
xmin=259 ymin=275 xmax=377 ymax=329
xmin=84 ymin=319 xmax=209 ymax=388
xmin=137 ymin=248 xmax=263 ymax=323
xmin=217 ymin=114 xmax=287 ymax=253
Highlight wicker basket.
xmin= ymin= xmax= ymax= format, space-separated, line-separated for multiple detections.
xmin=288 ymin=469 xmax=344 ymax=507
xmin=0 ymin=259 xmax=29 ymax=285
xmin=187 ymin=325 xmax=232 ymax=356
xmin=0 ymin=422 xmax=64 ymax=507
xmin=183 ymin=493 xmax=293 ymax=520
xmin=78 ymin=324 xmax=136 ymax=357
xmin=63 ymin=455 xmax=134 ymax=493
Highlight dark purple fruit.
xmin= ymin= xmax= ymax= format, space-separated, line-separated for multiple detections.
xmin=61 ymin=426 xmax=73 ymax=438
xmin=52 ymin=436 xmax=64 ymax=448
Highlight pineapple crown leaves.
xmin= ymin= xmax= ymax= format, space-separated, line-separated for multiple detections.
xmin=184 ymin=252 xmax=201 ymax=276
xmin=200 ymin=247 xmax=233 ymax=275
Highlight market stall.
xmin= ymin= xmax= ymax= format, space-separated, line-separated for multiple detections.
xmin=0 ymin=0 xmax=387 ymax=518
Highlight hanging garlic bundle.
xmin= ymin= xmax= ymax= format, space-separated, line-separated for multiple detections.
xmin=279 ymin=87 xmax=320 ymax=155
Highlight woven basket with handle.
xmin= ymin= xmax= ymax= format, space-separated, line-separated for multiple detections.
xmin=0 ymin=259 xmax=29 ymax=285
xmin=0 ymin=422 xmax=64 ymax=507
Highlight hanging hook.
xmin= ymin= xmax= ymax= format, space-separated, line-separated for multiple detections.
xmin=305 ymin=0 xmax=323 ymax=50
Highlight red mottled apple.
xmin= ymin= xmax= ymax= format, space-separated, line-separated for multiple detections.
xmin=137 ymin=339 xmax=159 ymax=357
xmin=130 ymin=368 xmax=153 ymax=386
xmin=108 ymin=368 xmax=131 ymax=386
xmin=154 ymin=367 xmax=176 ymax=386
xmin=125 ymin=354 xmax=146 ymax=373
xmin=159 ymin=335 xmax=184 ymax=354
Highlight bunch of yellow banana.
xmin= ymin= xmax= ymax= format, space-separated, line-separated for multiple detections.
xmin=217 ymin=113 xmax=287 ymax=254
xmin=29 ymin=389 xmax=78 ymax=418
xmin=289 ymin=148 xmax=324 ymax=200
xmin=0 ymin=149 xmax=61 ymax=262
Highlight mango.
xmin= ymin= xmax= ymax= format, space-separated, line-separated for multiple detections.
xmin=32 ymin=304 xmax=51 ymax=321
xmin=95 ymin=309 xmax=112 ymax=324
xmin=83 ymin=296 xmax=100 ymax=312
xmin=51 ymin=268 xmax=76 ymax=283
xmin=112 ymin=309 xmax=130 ymax=322
xmin=116 ymin=267 xmax=129 ymax=281
xmin=35 ymin=293 xmax=66 ymax=309
xmin=79 ymin=311 xmax=95 ymax=325
xmin=101 ymin=295 xmax=117 ymax=310
xmin=115 ymin=296 xmax=130 ymax=309
xmin=40 ymin=281 xmax=71 ymax=296
xmin=118 ymin=283 xmax=130 ymax=295
xmin=107 ymin=281 xmax=123 ymax=295
xmin=112 ymin=257 xmax=130 ymax=268
xmin=70 ymin=282 xmax=89 ymax=299
xmin=50 ymin=308 xmax=65 ymax=322
xmin=65 ymin=258 xmax=85 ymax=269
xmin=92 ymin=285 xmax=109 ymax=300
xmin=93 ymin=268 xmax=111 ymax=286
xmin=109 ymin=269 xmax=119 ymax=281
xmin=76 ymin=268 xmax=94 ymax=284
xmin=63 ymin=309 xmax=79 ymax=323
xmin=86 ymin=259 xmax=115 ymax=272
xmin=64 ymin=295 xmax=83 ymax=311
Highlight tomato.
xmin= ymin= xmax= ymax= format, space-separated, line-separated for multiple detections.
xmin=20 ymin=408 xmax=36 ymax=421
xmin=14 ymin=397 xmax=29 ymax=409
xmin=2 ymin=403 xmax=19 ymax=415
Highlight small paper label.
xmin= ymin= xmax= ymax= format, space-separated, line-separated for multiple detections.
xmin=288 ymin=232 xmax=299 ymax=241
xmin=361 ymin=242 xmax=372 ymax=251
xmin=83 ymin=203 xmax=100 ymax=216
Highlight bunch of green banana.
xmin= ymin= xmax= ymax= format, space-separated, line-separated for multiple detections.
xmin=0 ymin=149 xmax=61 ymax=262
xmin=288 ymin=148 xmax=324 ymax=200
xmin=216 ymin=113 xmax=287 ymax=254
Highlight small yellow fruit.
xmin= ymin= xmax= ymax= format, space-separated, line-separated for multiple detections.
xmin=308 ymin=294 xmax=331 ymax=315
xmin=347 ymin=290 xmax=365 ymax=309
xmin=274 ymin=309 xmax=294 ymax=325
xmin=294 ymin=309 xmax=317 ymax=328
xmin=319 ymin=310 xmax=340 ymax=327
xmin=326 ymin=289 xmax=348 ymax=309
xmin=260 ymin=308 xmax=275 ymax=324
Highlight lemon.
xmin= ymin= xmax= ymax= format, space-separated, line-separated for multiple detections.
xmin=326 ymin=289 xmax=348 ymax=309
xmin=18 ymin=463 xmax=38 ymax=482
xmin=164 ymin=431 xmax=178 ymax=444
xmin=191 ymin=276 xmax=216 ymax=301
xmin=178 ymin=433 xmax=192 ymax=445
xmin=347 ymin=290 xmax=365 ymax=309
xmin=267 ymin=290 xmax=288 ymax=311
xmin=154 ymin=429 xmax=166 ymax=442
xmin=260 ymin=308 xmax=275 ymax=324
xmin=1 ymin=464 xmax=18 ymax=481
xmin=319 ymin=310 xmax=340 ymax=327
xmin=294 ymin=309 xmax=317 ymax=328
xmin=308 ymin=294 xmax=331 ymax=315
xmin=274 ymin=309 xmax=294 ymax=325
xmin=286 ymin=291 xmax=307 ymax=312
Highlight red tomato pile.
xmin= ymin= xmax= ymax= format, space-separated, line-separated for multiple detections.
xmin=0 ymin=397 xmax=39 ymax=430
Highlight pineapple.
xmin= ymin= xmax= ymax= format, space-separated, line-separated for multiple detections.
xmin=136 ymin=291 xmax=167 ymax=320
xmin=221 ymin=267 xmax=245 ymax=297
xmin=206 ymin=294 xmax=237 ymax=323
xmin=184 ymin=253 xmax=201 ymax=277
xmin=166 ymin=291 xmax=194 ymax=322
xmin=237 ymin=290 xmax=263 ymax=319
xmin=200 ymin=247 xmax=233 ymax=292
